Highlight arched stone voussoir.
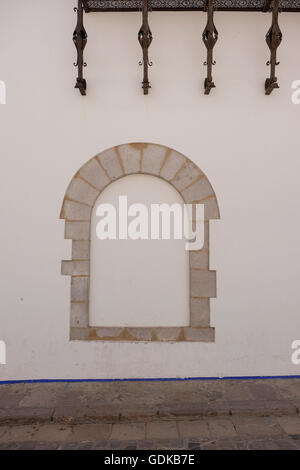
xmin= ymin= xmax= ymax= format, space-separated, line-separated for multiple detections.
xmin=117 ymin=143 xmax=142 ymax=175
xmin=60 ymin=154 xmax=111 ymax=220
xmin=60 ymin=143 xmax=220 ymax=220
xmin=141 ymin=144 xmax=168 ymax=176
xmin=60 ymin=175 xmax=100 ymax=215
xmin=176 ymin=172 xmax=220 ymax=221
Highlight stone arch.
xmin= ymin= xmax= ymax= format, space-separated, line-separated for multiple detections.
xmin=60 ymin=143 xmax=220 ymax=342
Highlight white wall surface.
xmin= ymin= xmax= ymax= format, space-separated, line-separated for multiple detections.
xmin=0 ymin=1 xmax=300 ymax=380
xmin=90 ymin=174 xmax=189 ymax=327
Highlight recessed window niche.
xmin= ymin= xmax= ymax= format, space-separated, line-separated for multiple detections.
xmin=60 ymin=143 xmax=220 ymax=342
xmin=89 ymin=173 xmax=190 ymax=328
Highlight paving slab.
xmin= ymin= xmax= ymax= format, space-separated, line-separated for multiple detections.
xmin=146 ymin=421 xmax=179 ymax=440
xmin=0 ymin=425 xmax=38 ymax=443
xmin=207 ymin=418 xmax=237 ymax=438
xmin=231 ymin=416 xmax=284 ymax=438
xmin=34 ymin=424 xmax=73 ymax=442
xmin=276 ymin=416 xmax=300 ymax=436
xmin=177 ymin=419 xmax=209 ymax=439
xmin=70 ymin=423 xmax=112 ymax=441
xmin=0 ymin=426 xmax=10 ymax=439
xmin=110 ymin=423 xmax=146 ymax=441
xmin=247 ymin=383 xmax=283 ymax=401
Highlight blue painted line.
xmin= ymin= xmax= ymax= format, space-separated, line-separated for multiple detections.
xmin=0 ymin=375 xmax=299 ymax=385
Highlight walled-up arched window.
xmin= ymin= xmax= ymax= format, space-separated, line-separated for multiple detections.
xmin=61 ymin=143 xmax=220 ymax=342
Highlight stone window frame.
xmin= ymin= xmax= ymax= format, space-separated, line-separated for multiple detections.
xmin=60 ymin=143 xmax=220 ymax=342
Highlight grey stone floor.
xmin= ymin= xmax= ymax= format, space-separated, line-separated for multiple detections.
xmin=1 ymin=378 xmax=300 ymax=424
xmin=0 ymin=416 xmax=300 ymax=450
xmin=0 ymin=378 xmax=300 ymax=449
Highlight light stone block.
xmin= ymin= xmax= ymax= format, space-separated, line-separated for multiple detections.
xmin=155 ymin=328 xmax=181 ymax=341
xmin=190 ymin=298 xmax=210 ymax=326
xmin=62 ymin=200 xmax=91 ymax=221
xmin=190 ymin=251 xmax=209 ymax=270
xmin=191 ymin=270 xmax=216 ymax=298
xmin=65 ymin=221 xmax=90 ymax=240
xmin=160 ymin=151 xmax=186 ymax=181
xmin=71 ymin=302 xmax=89 ymax=328
xmin=204 ymin=197 xmax=220 ymax=220
xmin=79 ymin=157 xmax=110 ymax=190
xmin=181 ymin=177 xmax=214 ymax=203
xmin=142 ymin=144 xmax=167 ymax=175
xmin=184 ymin=327 xmax=215 ymax=342
xmin=171 ymin=161 xmax=203 ymax=191
xmin=96 ymin=328 xmax=123 ymax=338
xmin=71 ymin=277 xmax=89 ymax=301
xmin=72 ymin=240 xmax=90 ymax=260
xmin=188 ymin=221 xmax=209 ymax=252
xmin=61 ymin=260 xmax=89 ymax=276
xmin=128 ymin=328 xmax=153 ymax=340
xmin=118 ymin=144 xmax=141 ymax=174
xmin=66 ymin=177 xmax=99 ymax=206
xmin=98 ymin=148 xmax=123 ymax=180
xmin=71 ymin=328 xmax=89 ymax=340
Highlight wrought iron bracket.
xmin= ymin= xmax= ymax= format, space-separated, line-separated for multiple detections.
xmin=138 ymin=0 xmax=153 ymax=95
xmin=73 ymin=1 xmax=88 ymax=96
xmin=202 ymin=0 xmax=218 ymax=95
xmin=265 ymin=0 xmax=282 ymax=95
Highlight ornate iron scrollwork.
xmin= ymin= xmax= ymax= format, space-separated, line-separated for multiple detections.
xmin=202 ymin=0 xmax=218 ymax=95
xmin=138 ymin=0 xmax=153 ymax=95
xmin=73 ymin=1 xmax=88 ymax=95
xmin=82 ymin=0 xmax=91 ymax=12
xmin=265 ymin=0 xmax=282 ymax=95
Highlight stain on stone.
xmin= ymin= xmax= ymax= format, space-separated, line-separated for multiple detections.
xmin=86 ymin=328 xmax=100 ymax=341
xmin=129 ymin=143 xmax=148 ymax=151
xmin=177 ymin=329 xmax=186 ymax=342
xmin=151 ymin=330 xmax=159 ymax=342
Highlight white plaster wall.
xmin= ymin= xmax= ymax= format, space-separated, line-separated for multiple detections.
xmin=90 ymin=174 xmax=189 ymax=327
xmin=0 ymin=0 xmax=300 ymax=380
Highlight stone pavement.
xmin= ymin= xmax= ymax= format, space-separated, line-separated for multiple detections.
xmin=0 ymin=378 xmax=300 ymax=424
xmin=0 ymin=378 xmax=300 ymax=449
xmin=0 ymin=415 xmax=300 ymax=450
